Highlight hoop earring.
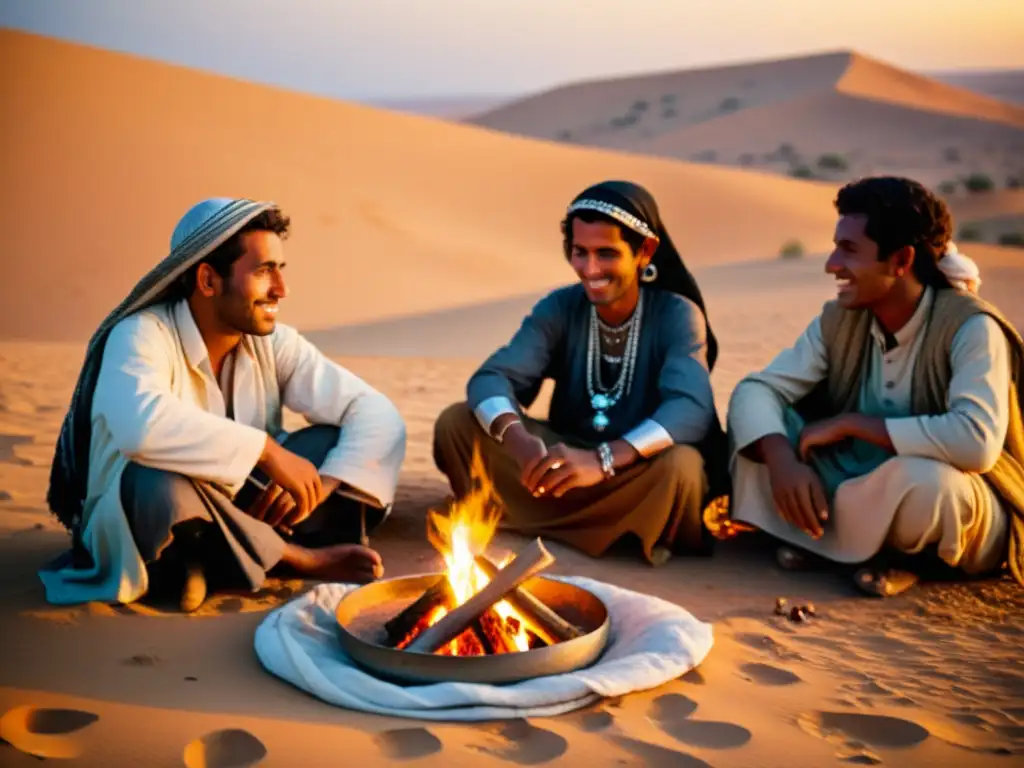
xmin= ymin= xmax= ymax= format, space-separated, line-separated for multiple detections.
xmin=641 ymin=263 xmax=658 ymax=283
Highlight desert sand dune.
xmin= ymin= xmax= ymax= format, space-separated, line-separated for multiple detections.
xmin=633 ymin=90 xmax=1024 ymax=188
xmin=934 ymin=69 xmax=1024 ymax=105
xmin=471 ymin=51 xmax=1024 ymax=187
xmin=1 ymin=28 xmax=1023 ymax=768
xmin=1 ymin=29 xmax=847 ymax=343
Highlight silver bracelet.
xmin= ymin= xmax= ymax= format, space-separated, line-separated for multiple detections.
xmin=493 ymin=418 xmax=519 ymax=444
xmin=597 ymin=442 xmax=615 ymax=478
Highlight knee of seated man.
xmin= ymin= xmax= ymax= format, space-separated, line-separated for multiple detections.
xmin=434 ymin=402 xmax=477 ymax=442
xmin=879 ymin=455 xmax=965 ymax=503
xmin=650 ymin=444 xmax=705 ymax=486
xmin=121 ymin=462 xmax=198 ymax=515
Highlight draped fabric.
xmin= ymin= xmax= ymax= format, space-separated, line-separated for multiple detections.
xmin=47 ymin=198 xmax=277 ymax=533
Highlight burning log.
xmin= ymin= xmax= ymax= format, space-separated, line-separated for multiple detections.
xmin=384 ymin=576 xmax=456 ymax=648
xmin=474 ymin=555 xmax=583 ymax=645
xmin=404 ymin=538 xmax=556 ymax=655
xmin=476 ymin=609 xmax=518 ymax=655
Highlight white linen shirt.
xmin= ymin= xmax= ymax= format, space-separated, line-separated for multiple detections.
xmin=40 ymin=299 xmax=406 ymax=605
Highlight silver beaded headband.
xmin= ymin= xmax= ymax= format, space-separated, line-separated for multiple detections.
xmin=567 ymin=198 xmax=658 ymax=240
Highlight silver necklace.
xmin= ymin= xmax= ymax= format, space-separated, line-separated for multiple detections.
xmin=586 ymin=292 xmax=643 ymax=432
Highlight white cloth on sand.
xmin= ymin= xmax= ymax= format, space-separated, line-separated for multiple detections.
xmin=254 ymin=576 xmax=714 ymax=721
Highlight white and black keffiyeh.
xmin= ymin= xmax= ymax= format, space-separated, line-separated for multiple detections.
xmin=47 ymin=197 xmax=277 ymax=533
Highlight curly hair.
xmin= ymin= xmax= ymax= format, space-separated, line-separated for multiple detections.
xmin=561 ymin=209 xmax=647 ymax=260
xmin=834 ymin=176 xmax=953 ymax=289
xmin=173 ymin=207 xmax=291 ymax=298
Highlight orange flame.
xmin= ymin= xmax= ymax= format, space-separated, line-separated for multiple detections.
xmin=426 ymin=442 xmax=531 ymax=654
xmin=702 ymin=495 xmax=755 ymax=540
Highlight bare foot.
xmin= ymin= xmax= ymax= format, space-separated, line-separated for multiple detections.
xmin=285 ymin=543 xmax=384 ymax=583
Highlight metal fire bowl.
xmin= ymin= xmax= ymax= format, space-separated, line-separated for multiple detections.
xmin=335 ymin=573 xmax=610 ymax=685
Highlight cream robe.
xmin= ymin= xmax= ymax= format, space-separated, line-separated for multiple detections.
xmin=728 ymin=289 xmax=1010 ymax=571
xmin=40 ymin=300 xmax=407 ymax=605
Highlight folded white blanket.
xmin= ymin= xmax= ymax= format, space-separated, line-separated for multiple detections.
xmin=254 ymin=575 xmax=714 ymax=721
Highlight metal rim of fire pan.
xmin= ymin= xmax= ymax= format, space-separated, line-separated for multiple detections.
xmin=335 ymin=573 xmax=610 ymax=685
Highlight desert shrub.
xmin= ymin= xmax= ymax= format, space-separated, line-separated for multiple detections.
xmin=556 ymin=129 xmax=572 ymax=141
xmin=719 ymin=96 xmax=742 ymax=112
xmin=943 ymin=147 xmax=961 ymax=163
xmin=938 ymin=180 xmax=958 ymax=196
xmin=611 ymin=114 xmax=638 ymax=128
xmin=632 ymin=100 xmax=649 ymax=112
xmin=738 ymin=152 xmax=756 ymax=166
xmin=1007 ymin=176 xmax=1022 ymax=189
xmin=790 ymin=164 xmax=815 ymax=179
xmin=661 ymin=94 xmax=676 ymax=104
xmin=817 ymin=153 xmax=849 ymax=172
xmin=774 ymin=142 xmax=797 ymax=162
xmin=957 ymin=224 xmax=983 ymax=242
xmin=779 ymin=239 xmax=805 ymax=259
xmin=963 ymin=173 xmax=995 ymax=193
xmin=662 ymin=108 xmax=677 ymax=119
xmin=998 ymin=232 xmax=1024 ymax=248
xmin=693 ymin=149 xmax=718 ymax=162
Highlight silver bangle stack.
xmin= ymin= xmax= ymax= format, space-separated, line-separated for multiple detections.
xmin=597 ymin=442 xmax=615 ymax=478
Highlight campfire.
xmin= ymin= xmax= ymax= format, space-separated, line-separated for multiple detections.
xmin=382 ymin=446 xmax=582 ymax=657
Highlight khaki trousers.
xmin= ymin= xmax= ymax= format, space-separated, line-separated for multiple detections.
xmin=432 ymin=403 xmax=711 ymax=563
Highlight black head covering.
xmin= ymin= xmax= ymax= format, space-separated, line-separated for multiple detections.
xmin=566 ymin=180 xmax=719 ymax=371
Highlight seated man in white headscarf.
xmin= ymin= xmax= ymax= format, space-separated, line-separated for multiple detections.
xmin=727 ymin=176 xmax=1024 ymax=597
xmin=40 ymin=198 xmax=406 ymax=612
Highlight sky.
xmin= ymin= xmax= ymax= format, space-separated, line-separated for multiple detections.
xmin=2 ymin=0 xmax=1022 ymax=101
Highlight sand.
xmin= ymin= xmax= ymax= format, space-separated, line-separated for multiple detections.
xmin=2 ymin=29 xmax=1023 ymax=768
xmin=471 ymin=52 xmax=1024 ymax=190
xmin=933 ymin=70 xmax=1024 ymax=105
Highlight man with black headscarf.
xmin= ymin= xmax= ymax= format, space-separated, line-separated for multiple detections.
xmin=433 ymin=181 xmax=728 ymax=564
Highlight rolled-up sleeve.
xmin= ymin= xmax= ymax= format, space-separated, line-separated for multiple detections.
xmin=639 ymin=295 xmax=716 ymax=447
xmin=728 ymin=315 xmax=829 ymax=454
xmin=272 ymin=324 xmax=407 ymax=507
xmin=885 ymin=314 xmax=1010 ymax=473
xmin=466 ymin=291 xmax=566 ymax=432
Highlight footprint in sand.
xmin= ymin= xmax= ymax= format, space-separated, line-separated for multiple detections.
xmin=799 ymin=711 xmax=929 ymax=750
xmin=679 ymin=668 xmax=706 ymax=685
xmin=121 ymin=653 xmax=162 ymax=667
xmin=608 ymin=735 xmax=714 ymax=767
xmin=648 ymin=694 xmax=752 ymax=750
xmin=565 ymin=706 xmax=615 ymax=733
xmin=0 ymin=435 xmax=32 ymax=465
xmin=375 ymin=727 xmax=443 ymax=760
xmin=734 ymin=632 xmax=803 ymax=662
xmin=465 ymin=719 xmax=567 ymax=765
xmin=739 ymin=662 xmax=802 ymax=686
xmin=0 ymin=706 xmax=99 ymax=760
xmin=183 ymin=728 xmax=267 ymax=768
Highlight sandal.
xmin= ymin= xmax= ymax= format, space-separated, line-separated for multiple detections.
xmin=853 ymin=567 xmax=918 ymax=598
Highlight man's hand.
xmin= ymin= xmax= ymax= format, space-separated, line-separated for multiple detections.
xmin=523 ymin=444 xmax=606 ymax=498
xmin=765 ymin=451 xmax=829 ymax=539
xmin=797 ymin=415 xmax=853 ymax=461
xmin=501 ymin=420 xmax=549 ymax=472
xmin=255 ymin=438 xmax=324 ymax=528
xmin=249 ymin=474 xmax=341 ymax=532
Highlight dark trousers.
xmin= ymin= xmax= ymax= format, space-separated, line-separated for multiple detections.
xmin=120 ymin=425 xmax=387 ymax=591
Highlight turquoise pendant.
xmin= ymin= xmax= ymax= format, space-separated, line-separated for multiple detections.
xmin=591 ymin=394 xmax=611 ymax=410
xmin=593 ymin=412 xmax=610 ymax=432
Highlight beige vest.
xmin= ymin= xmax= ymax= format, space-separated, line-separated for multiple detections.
xmin=808 ymin=289 xmax=1024 ymax=585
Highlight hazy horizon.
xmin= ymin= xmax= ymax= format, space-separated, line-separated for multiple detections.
xmin=2 ymin=0 xmax=1022 ymax=104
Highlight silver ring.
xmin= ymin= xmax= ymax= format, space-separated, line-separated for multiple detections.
xmin=550 ymin=460 xmax=564 ymax=471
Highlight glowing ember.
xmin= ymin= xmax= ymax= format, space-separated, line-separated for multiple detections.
xmin=425 ymin=444 xmax=533 ymax=655
xmin=702 ymin=495 xmax=755 ymax=540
